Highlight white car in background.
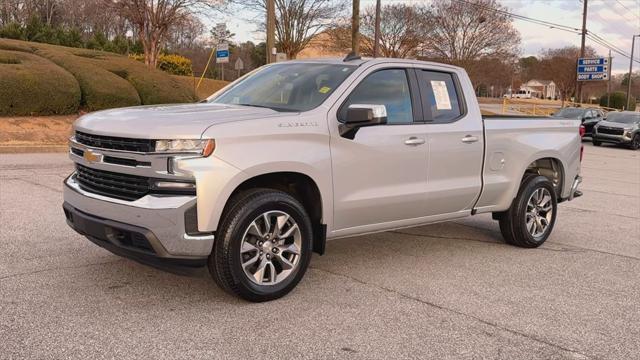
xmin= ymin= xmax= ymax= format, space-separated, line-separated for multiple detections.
xmin=504 ymin=89 xmax=533 ymax=99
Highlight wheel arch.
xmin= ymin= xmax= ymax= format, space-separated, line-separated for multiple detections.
xmin=220 ymin=171 xmax=327 ymax=255
xmin=522 ymin=156 xmax=565 ymax=199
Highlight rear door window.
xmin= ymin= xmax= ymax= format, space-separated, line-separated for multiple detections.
xmin=416 ymin=70 xmax=463 ymax=123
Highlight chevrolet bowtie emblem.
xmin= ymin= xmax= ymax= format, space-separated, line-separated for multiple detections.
xmin=83 ymin=149 xmax=103 ymax=163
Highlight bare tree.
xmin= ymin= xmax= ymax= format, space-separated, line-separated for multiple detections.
xmin=421 ymin=0 xmax=520 ymax=64
xmin=360 ymin=4 xmax=424 ymax=58
xmin=108 ymin=0 xmax=222 ymax=67
xmin=166 ymin=14 xmax=204 ymax=49
xmin=234 ymin=0 xmax=347 ymax=59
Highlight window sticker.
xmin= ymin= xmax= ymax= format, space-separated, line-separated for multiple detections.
xmin=319 ymin=86 xmax=331 ymax=94
xmin=430 ymin=80 xmax=452 ymax=110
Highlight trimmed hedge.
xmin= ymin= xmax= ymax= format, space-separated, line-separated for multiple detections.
xmin=88 ymin=52 xmax=196 ymax=104
xmin=0 ymin=50 xmax=81 ymax=115
xmin=35 ymin=48 xmax=142 ymax=111
xmin=0 ymin=38 xmax=197 ymax=114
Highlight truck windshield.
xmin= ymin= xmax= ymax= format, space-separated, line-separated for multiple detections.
xmin=606 ymin=112 xmax=639 ymax=124
xmin=210 ymin=63 xmax=357 ymax=112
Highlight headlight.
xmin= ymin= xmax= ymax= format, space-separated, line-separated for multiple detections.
xmin=155 ymin=139 xmax=215 ymax=156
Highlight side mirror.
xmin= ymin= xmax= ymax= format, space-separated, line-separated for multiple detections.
xmin=340 ymin=104 xmax=387 ymax=139
xmin=345 ymin=104 xmax=388 ymax=125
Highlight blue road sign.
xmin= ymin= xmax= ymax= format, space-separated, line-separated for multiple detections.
xmin=577 ymin=57 xmax=610 ymax=81
xmin=216 ymin=43 xmax=229 ymax=64
xmin=578 ymin=73 xmax=608 ymax=81
xmin=578 ymin=65 xmax=607 ymax=73
xmin=578 ymin=58 xmax=609 ymax=66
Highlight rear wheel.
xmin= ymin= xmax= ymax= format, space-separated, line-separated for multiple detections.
xmin=630 ymin=134 xmax=640 ymax=150
xmin=209 ymin=189 xmax=313 ymax=302
xmin=498 ymin=175 xmax=557 ymax=248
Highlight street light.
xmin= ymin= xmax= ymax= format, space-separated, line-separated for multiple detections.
xmin=626 ymin=34 xmax=640 ymax=110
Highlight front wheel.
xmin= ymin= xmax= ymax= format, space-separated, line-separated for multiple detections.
xmin=592 ymin=139 xmax=602 ymax=146
xmin=209 ymin=189 xmax=313 ymax=302
xmin=498 ymin=175 xmax=558 ymax=248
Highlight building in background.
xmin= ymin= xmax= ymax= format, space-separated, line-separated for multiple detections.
xmin=521 ymin=80 xmax=557 ymax=99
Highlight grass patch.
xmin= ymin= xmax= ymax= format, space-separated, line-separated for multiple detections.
xmin=172 ymin=75 xmax=229 ymax=100
xmin=0 ymin=55 xmax=20 ymax=64
xmin=0 ymin=50 xmax=80 ymax=116
xmin=0 ymin=38 xmax=198 ymax=114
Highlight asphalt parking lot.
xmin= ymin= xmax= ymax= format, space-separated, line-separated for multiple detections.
xmin=1 ymin=143 xmax=639 ymax=360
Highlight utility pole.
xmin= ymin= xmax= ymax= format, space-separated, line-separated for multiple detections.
xmin=266 ymin=0 xmax=275 ymax=64
xmin=607 ymin=49 xmax=611 ymax=108
xmin=351 ymin=0 xmax=360 ymax=56
xmin=576 ymin=0 xmax=588 ymax=104
xmin=373 ymin=0 xmax=381 ymax=57
xmin=627 ymin=35 xmax=639 ymax=110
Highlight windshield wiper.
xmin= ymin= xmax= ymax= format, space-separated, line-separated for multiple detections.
xmin=237 ymin=103 xmax=299 ymax=113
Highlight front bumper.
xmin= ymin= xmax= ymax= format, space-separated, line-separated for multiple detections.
xmin=592 ymin=132 xmax=633 ymax=144
xmin=63 ymin=174 xmax=214 ymax=263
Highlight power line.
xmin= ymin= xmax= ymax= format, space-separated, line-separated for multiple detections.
xmin=588 ymin=31 xmax=631 ymax=58
xmin=613 ymin=0 xmax=640 ymax=21
xmin=452 ymin=0 xmax=640 ymax=64
xmin=451 ymin=0 xmax=582 ymax=34
xmin=586 ymin=33 xmax=640 ymax=64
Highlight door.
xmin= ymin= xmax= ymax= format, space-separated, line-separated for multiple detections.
xmin=330 ymin=67 xmax=430 ymax=230
xmin=415 ymin=69 xmax=484 ymax=215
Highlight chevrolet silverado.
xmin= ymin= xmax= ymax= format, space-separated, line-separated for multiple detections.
xmin=63 ymin=57 xmax=583 ymax=301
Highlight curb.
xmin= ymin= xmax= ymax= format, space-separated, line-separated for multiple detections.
xmin=0 ymin=145 xmax=67 ymax=154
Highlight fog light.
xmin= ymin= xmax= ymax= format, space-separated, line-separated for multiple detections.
xmin=150 ymin=180 xmax=196 ymax=194
xmin=154 ymin=181 xmax=195 ymax=189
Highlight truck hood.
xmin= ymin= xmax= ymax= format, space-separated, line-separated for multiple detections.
xmin=597 ymin=120 xmax=635 ymax=129
xmin=74 ymin=103 xmax=292 ymax=139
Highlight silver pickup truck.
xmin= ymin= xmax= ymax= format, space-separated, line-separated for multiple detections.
xmin=63 ymin=58 xmax=583 ymax=301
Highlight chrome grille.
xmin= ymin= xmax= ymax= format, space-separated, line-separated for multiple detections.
xmin=75 ymin=164 xmax=150 ymax=201
xmin=597 ymin=126 xmax=624 ymax=135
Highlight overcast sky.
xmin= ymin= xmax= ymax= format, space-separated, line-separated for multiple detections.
xmin=214 ymin=0 xmax=640 ymax=74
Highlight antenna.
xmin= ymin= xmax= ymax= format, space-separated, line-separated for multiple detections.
xmin=343 ymin=52 xmax=362 ymax=62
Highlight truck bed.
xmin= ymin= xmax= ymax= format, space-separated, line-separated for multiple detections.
xmin=474 ymin=116 xmax=582 ymax=213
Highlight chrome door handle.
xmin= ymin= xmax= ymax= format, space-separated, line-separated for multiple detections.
xmin=404 ymin=137 xmax=426 ymax=146
xmin=461 ymin=135 xmax=479 ymax=144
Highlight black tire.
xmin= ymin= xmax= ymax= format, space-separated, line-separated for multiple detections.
xmin=208 ymin=188 xmax=313 ymax=302
xmin=498 ymin=175 xmax=558 ymax=248
xmin=592 ymin=139 xmax=602 ymax=146
xmin=630 ymin=134 xmax=640 ymax=150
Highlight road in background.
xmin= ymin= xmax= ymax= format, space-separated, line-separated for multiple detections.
xmin=1 ymin=144 xmax=639 ymax=359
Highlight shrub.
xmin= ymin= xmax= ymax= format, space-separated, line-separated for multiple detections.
xmin=35 ymin=47 xmax=142 ymax=111
xmin=130 ymin=53 xmax=194 ymax=76
xmin=0 ymin=22 xmax=25 ymax=40
xmin=0 ymin=38 xmax=197 ymax=113
xmin=158 ymin=54 xmax=193 ymax=76
xmin=88 ymin=51 xmax=196 ymax=104
xmin=600 ymin=91 xmax=636 ymax=111
xmin=0 ymin=50 xmax=81 ymax=115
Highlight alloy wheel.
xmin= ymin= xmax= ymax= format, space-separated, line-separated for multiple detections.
xmin=525 ymin=188 xmax=553 ymax=240
xmin=240 ymin=211 xmax=302 ymax=285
